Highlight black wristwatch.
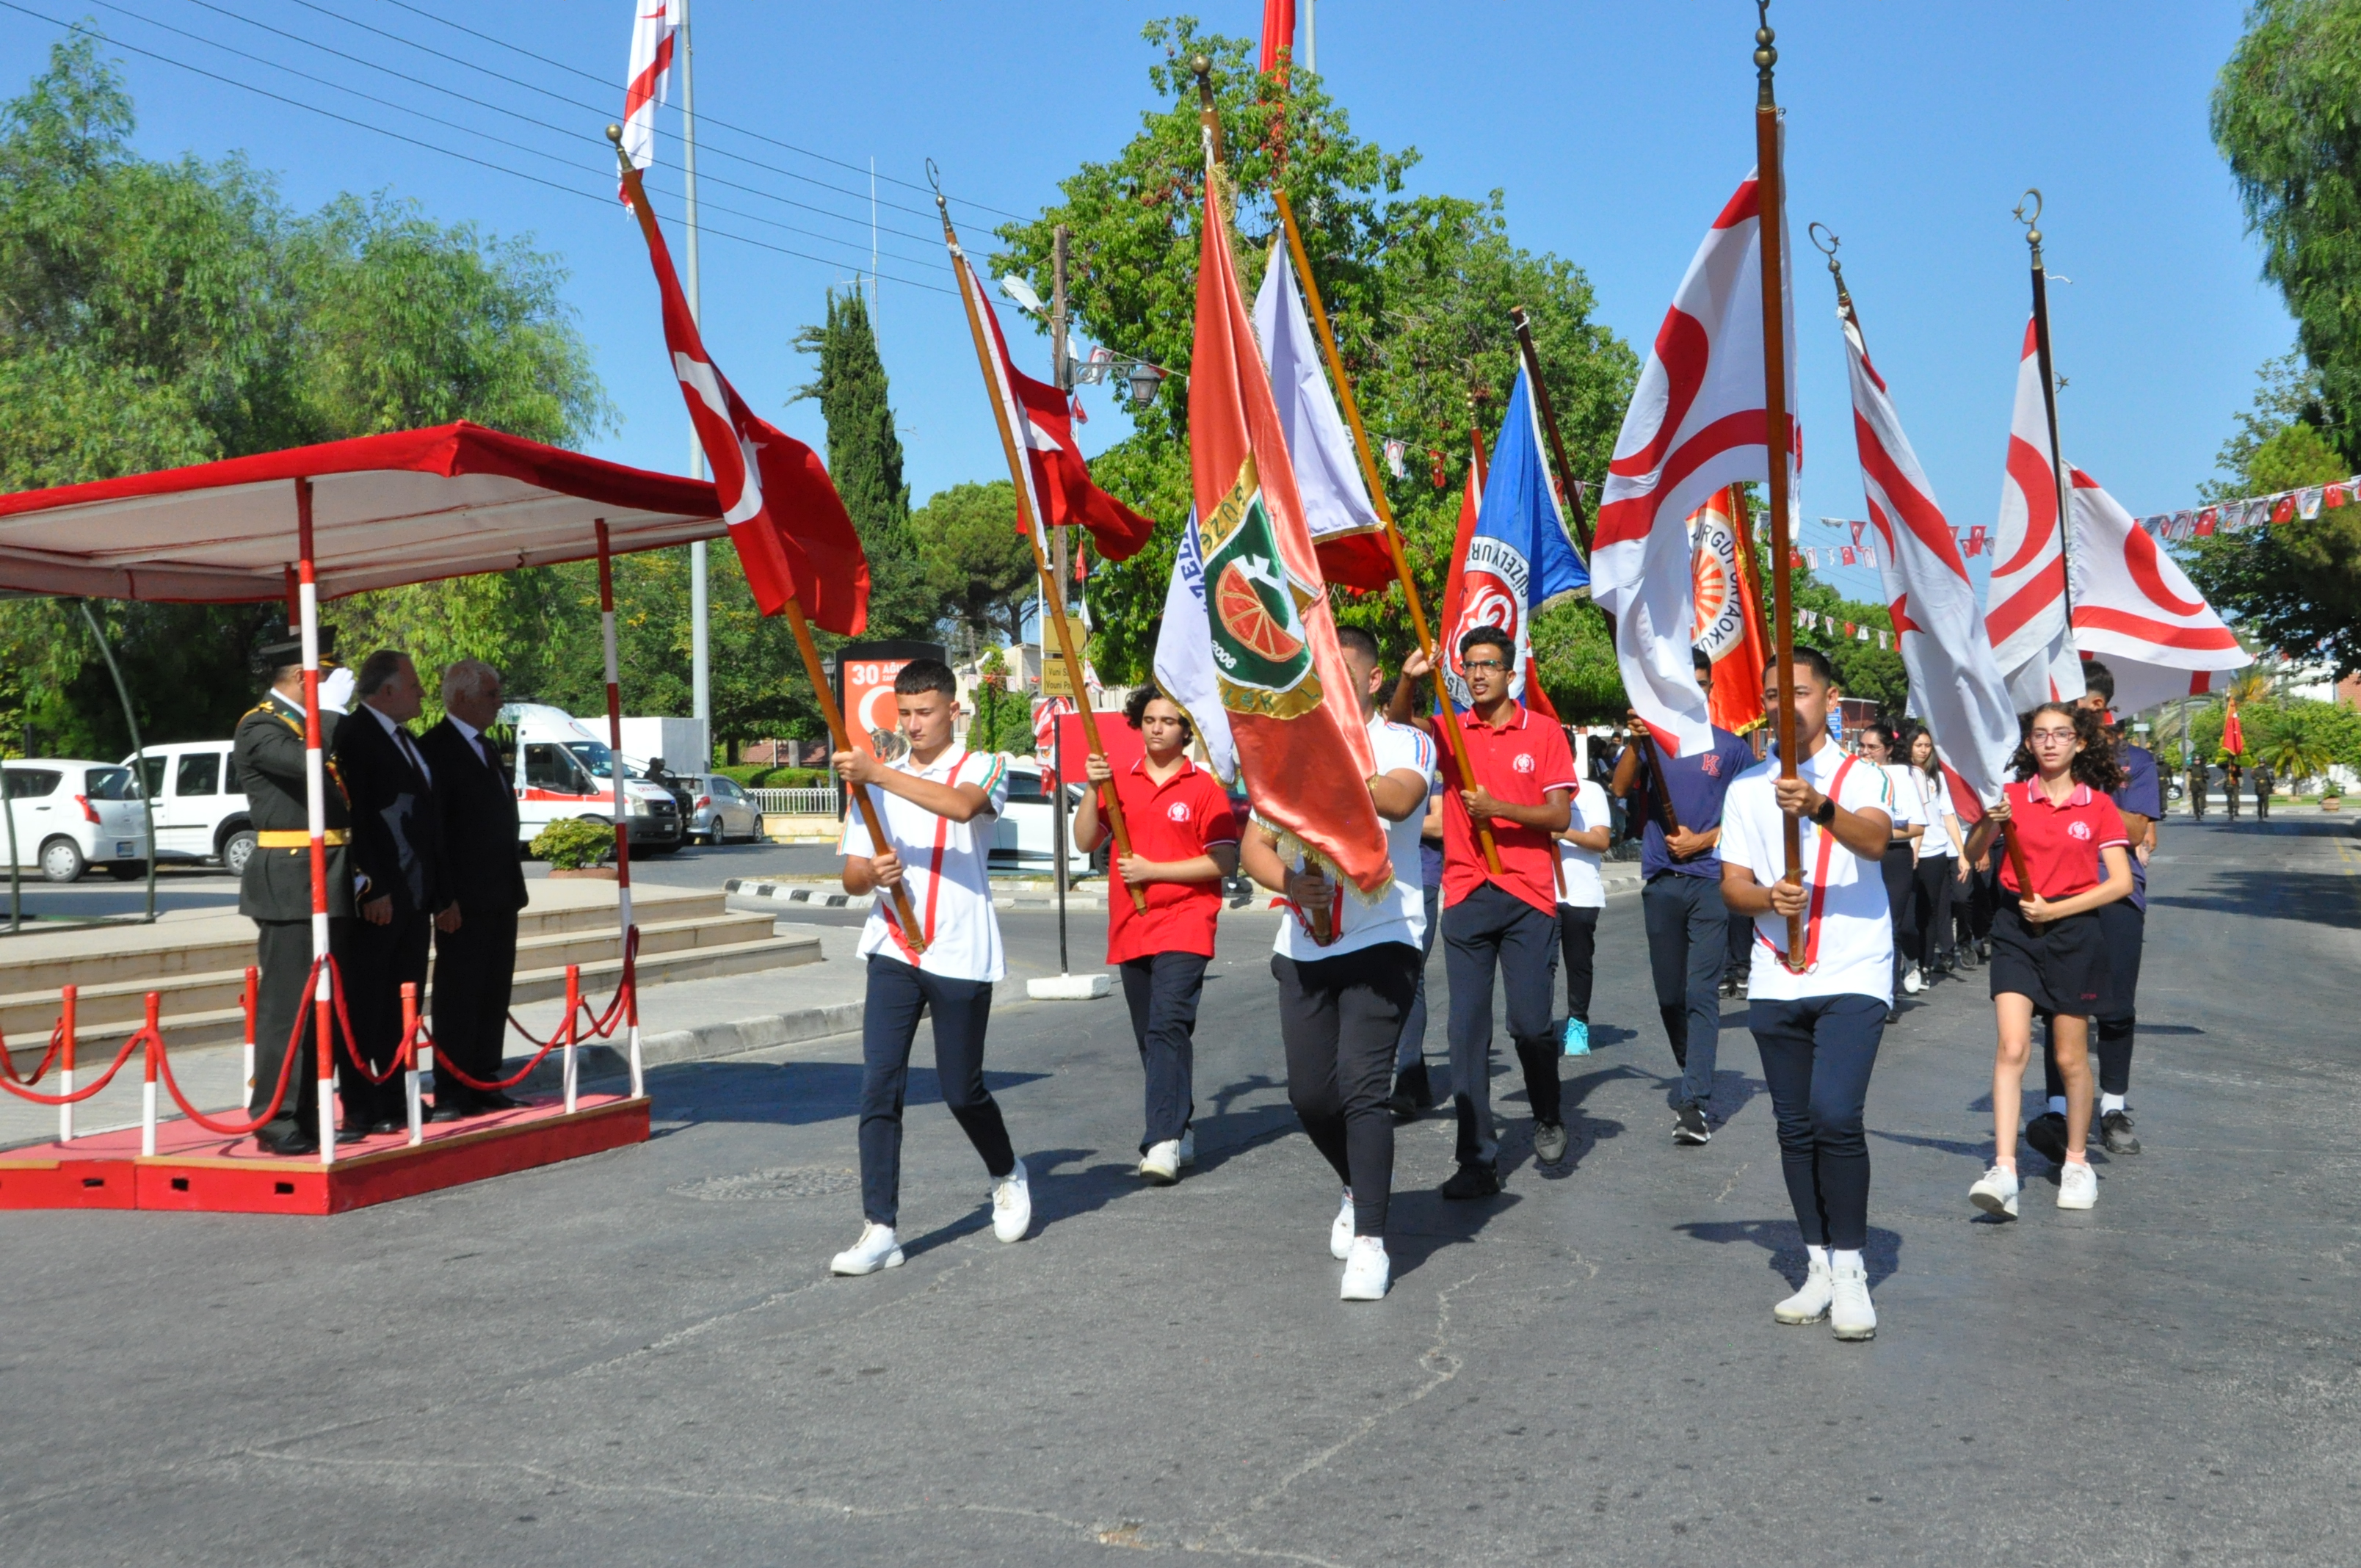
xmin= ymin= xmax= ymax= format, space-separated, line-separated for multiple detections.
xmin=1812 ymin=796 xmax=1837 ymax=827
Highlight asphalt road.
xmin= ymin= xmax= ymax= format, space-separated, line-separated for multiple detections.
xmin=3 ymin=816 xmax=2357 ymax=1566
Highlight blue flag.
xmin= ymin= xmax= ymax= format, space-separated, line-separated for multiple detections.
xmin=1440 ymin=365 xmax=1589 ymax=714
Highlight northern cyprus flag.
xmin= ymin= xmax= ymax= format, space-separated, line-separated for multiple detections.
xmin=2070 ymin=469 xmax=2252 ymax=715
xmin=1987 ymin=319 xmax=2083 ymax=709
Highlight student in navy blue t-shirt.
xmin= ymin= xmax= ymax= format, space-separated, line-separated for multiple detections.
xmin=2027 ymin=658 xmax=2161 ymax=1164
xmin=1611 ymin=648 xmax=1760 ymax=1146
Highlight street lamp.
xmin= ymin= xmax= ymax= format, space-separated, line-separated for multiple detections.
xmin=1126 ymin=360 xmax=1166 ymax=407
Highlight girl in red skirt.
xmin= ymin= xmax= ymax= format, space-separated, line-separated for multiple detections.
xmin=1963 ymin=703 xmax=2133 ymax=1218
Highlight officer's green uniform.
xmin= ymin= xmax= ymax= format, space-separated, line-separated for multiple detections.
xmin=232 ymin=689 xmax=354 ymax=1139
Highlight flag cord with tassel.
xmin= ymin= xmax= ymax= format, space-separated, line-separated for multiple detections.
xmin=932 ymin=181 xmax=1147 ymax=915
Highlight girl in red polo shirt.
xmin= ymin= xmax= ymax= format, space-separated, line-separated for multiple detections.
xmin=1076 ymin=686 xmax=1238 ymax=1186
xmin=1964 ymin=702 xmax=2133 ymax=1219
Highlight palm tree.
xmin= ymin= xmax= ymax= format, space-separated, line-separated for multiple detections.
xmin=2252 ymin=705 xmax=2337 ymax=790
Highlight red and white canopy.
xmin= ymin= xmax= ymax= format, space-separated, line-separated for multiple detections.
xmin=0 ymin=422 xmax=723 ymax=602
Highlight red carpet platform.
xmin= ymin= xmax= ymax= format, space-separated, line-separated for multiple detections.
xmin=0 ymin=1093 xmax=650 ymax=1215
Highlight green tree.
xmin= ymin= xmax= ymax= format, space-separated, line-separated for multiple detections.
xmin=792 ymin=287 xmax=936 ymax=640
xmin=0 ymin=40 xmax=610 ymax=757
xmin=914 ymin=482 xmax=1037 ymax=650
xmin=990 ymin=19 xmax=1636 ymax=713
xmin=2185 ymin=355 xmax=2361 ymax=676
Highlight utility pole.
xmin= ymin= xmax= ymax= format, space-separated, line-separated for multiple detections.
xmin=1305 ymin=0 xmax=1315 ymax=71
xmin=1048 ymin=222 xmax=1073 ymax=945
xmin=682 ymin=0 xmax=711 ymax=757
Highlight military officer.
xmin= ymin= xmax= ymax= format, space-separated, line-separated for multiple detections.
xmin=232 ymin=626 xmax=355 ymax=1156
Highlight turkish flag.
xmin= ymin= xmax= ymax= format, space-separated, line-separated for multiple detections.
xmin=622 ymin=173 xmax=868 ymax=633
xmin=955 ymin=257 xmax=1156 ymax=562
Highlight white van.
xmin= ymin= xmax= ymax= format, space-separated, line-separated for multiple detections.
xmin=494 ymin=703 xmax=684 ymax=854
xmin=128 ymin=741 xmax=255 ymax=874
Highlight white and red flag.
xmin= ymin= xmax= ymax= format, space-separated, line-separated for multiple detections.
xmin=1841 ymin=293 xmax=2017 ymax=810
xmin=619 ymin=1 xmax=679 ymax=192
xmin=621 ymin=178 xmax=869 ymax=633
xmin=954 ymin=254 xmax=1156 ymax=563
xmin=2069 ymin=469 xmax=2252 ymax=714
xmin=1593 ymin=168 xmax=1794 ymax=756
xmin=1986 ymin=319 xmax=2083 ymax=708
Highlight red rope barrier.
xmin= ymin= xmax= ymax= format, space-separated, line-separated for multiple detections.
xmin=0 ymin=1019 xmax=67 ymax=1090
xmin=507 ymin=927 xmax=639 ymax=1048
xmin=426 ymin=1029 xmax=564 ymax=1092
xmin=153 ymin=1006 xmax=306 ymax=1136
xmin=0 ymin=1028 xmax=144 ymax=1107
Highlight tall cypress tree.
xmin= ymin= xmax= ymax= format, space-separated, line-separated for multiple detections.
xmin=793 ymin=288 xmax=936 ymax=639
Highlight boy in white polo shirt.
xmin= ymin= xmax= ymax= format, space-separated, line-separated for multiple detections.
xmin=827 ymin=658 xmax=1029 ymax=1277
xmin=1719 ymin=647 xmax=1896 ymax=1342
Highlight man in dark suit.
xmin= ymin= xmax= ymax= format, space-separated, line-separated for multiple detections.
xmin=418 ymin=658 xmax=529 ymax=1118
xmin=333 ymin=650 xmax=456 ymax=1136
xmin=233 ymin=627 xmax=354 ymax=1157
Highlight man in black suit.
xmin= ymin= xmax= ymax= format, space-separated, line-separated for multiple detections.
xmin=418 ymin=658 xmax=529 ymax=1118
xmin=233 ymin=627 xmax=353 ymax=1156
xmin=332 ymin=650 xmax=456 ymax=1135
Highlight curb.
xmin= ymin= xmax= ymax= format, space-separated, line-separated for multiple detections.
xmin=725 ymin=878 xmax=1112 ymax=912
xmin=518 ymin=999 xmax=867 ymax=1088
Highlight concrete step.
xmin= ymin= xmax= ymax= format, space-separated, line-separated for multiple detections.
xmin=3 ymin=929 xmax=821 ymax=1066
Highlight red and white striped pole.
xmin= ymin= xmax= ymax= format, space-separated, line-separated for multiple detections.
xmin=401 ymin=981 xmax=423 ymax=1146
xmin=139 ymin=992 xmax=159 ymax=1157
xmin=57 ymin=984 xmax=76 ymax=1143
xmin=296 ymin=478 xmax=336 ymax=1166
xmin=241 ymin=965 xmax=257 ymax=1116
xmin=595 ymin=521 xmax=643 ymax=1099
xmin=560 ymin=963 xmax=581 ymax=1115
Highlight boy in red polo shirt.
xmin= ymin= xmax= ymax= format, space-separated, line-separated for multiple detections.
xmin=1076 ymin=686 xmax=1238 ymax=1185
xmin=1401 ymin=626 xmax=1575 ymax=1197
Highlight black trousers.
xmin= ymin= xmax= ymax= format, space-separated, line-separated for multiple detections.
xmin=1445 ymin=882 xmax=1562 ymax=1168
xmin=1878 ymin=844 xmax=1915 ymax=981
xmin=1120 ymin=950 xmax=1206 ymax=1150
xmin=1274 ymin=943 xmax=1418 ymax=1236
xmin=2255 ymin=788 xmax=2271 ymax=820
xmin=2043 ymin=899 xmax=2146 ymax=1102
xmin=250 ymin=917 xmax=351 ymax=1134
xmin=342 ymin=912 xmax=430 ymax=1126
xmin=1393 ymin=884 xmax=1443 ymax=1073
xmin=431 ymin=907 xmax=518 ymax=1108
xmin=1749 ymin=994 xmax=1888 ymax=1251
xmin=1907 ymin=855 xmax=1956 ymax=968
xmin=1642 ymin=873 xmax=1726 ymax=1109
xmin=1724 ymin=908 xmax=1752 ymax=981
xmin=1558 ymin=905 xmax=1599 ymax=1024
xmin=857 ymin=955 xmax=1015 ymax=1227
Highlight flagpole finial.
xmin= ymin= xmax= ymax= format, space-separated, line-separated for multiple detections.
xmin=604 ymin=123 xmax=622 ymax=145
xmin=1809 ymin=222 xmax=1852 ymax=313
xmin=606 ymin=123 xmax=628 ymax=180
xmin=2014 ymin=188 xmax=2044 ymax=252
xmin=1755 ymin=1 xmax=1777 ymax=101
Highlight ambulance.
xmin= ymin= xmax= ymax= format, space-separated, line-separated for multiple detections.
xmin=492 ymin=703 xmax=685 ymax=854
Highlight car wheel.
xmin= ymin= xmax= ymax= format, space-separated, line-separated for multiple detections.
xmin=221 ymin=826 xmax=258 ymax=878
xmin=106 ymin=860 xmax=147 ymax=882
xmin=40 ymin=838 xmax=86 ymax=883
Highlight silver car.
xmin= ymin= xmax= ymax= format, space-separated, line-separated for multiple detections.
xmin=686 ymin=774 xmax=764 ymax=845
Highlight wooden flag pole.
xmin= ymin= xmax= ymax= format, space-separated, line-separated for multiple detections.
xmin=1268 ymin=188 xmax=1501 ymax=876
xmin=1509 ymin=305 xmax=1683 ymax=838
xmin=932 ymin=190 xmax=1147 ymax=915
xmin=2017 ymin=189 xmax=2078 ymax=625
xmin=1752 ymin=6 xmax=1807 ymax=966
xmin=611 ymin=139 xmax=924 ymax=949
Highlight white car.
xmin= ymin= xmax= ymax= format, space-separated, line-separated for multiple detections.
xmin=127 ymin=740 xmax=255 ymax=875
xmin=4 ymin=760 xmax=153 ymax=882
xmin=990 ymin=766 xmax=1092 ymax=877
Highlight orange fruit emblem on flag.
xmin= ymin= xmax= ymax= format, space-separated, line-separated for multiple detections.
xmin=1216 ymin=560 xmax=1307 ymax=665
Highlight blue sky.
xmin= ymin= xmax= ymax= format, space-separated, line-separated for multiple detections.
xmin=1 ymin=1 xmax=2291 ymax=609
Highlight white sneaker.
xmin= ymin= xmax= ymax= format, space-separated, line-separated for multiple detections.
xmin=1329 ymin=1191 xmax=1354 ymax=1260
xmin=830 ymin=1222 xmax=904 ymax=1277
xmin=1829 ymin=1259 xmax=1876 ymax=1340
xmin=1969 ymin=1164 xmax=2020 ymax=1219
xmin=1177 ymin=1127 xmax=1197 ymax=1167
xmin=1773 ymin=1256 xmax=1833 ymax=1325
xmin=1340 ymin=1235 xmax=1390 ymax=1302
xmin=991 ymin=1158 xmax=1031 ymax=1242
xmin=2057 ymin=1158 xmax=2098 ymax=1210
xmin=1138 ymin=1139 xmax=1181 ymax=1184
xmin=1902 ymin=965 xmax=1923 ymax=995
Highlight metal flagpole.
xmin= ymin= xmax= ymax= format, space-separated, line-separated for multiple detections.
xmin=1751 ymin=3 xmax=1807 ymax=966
xmin=2017 ymin=189 xmax=2077 ymax=624
xmin=597 ymin=521 xmax=644 ymax=1100
xmin=681 ymin=0 xmax=711 ymax=758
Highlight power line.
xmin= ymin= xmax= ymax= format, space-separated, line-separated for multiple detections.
xmin=145 ymin=0 xmax=954 ymax=258
xmin=0 ymin=4 xmax=960 ymax=295
xmin=297 ymin=0 xmax=1030 ymax=228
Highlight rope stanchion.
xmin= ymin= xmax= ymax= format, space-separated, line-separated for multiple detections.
xmin=240 ymin=966 xmax=257 ymax=1114
xmin=139 ymin=995 xmax=159 ymax=1157
xmin=58 ymin=984 xmax=76 ymax=1142
xmin=401 ymin=981 xmax=423 ymax=1146
xmin=560 ymin=964 xmax=579 ymax=1115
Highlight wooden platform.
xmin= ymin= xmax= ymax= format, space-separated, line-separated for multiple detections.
xmin=0 ymin=1092 xmax=649 ymax=1215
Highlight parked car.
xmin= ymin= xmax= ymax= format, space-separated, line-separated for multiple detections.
xmin=4 ymin=761 xmax=153 ymax=882
xmin=126 ymin=740 xmax=255 ymax=875
xmin=991 ymin=765 xmax=1092 ymax=876
xmin=683 ymin=774 xmax=764 ymax=844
